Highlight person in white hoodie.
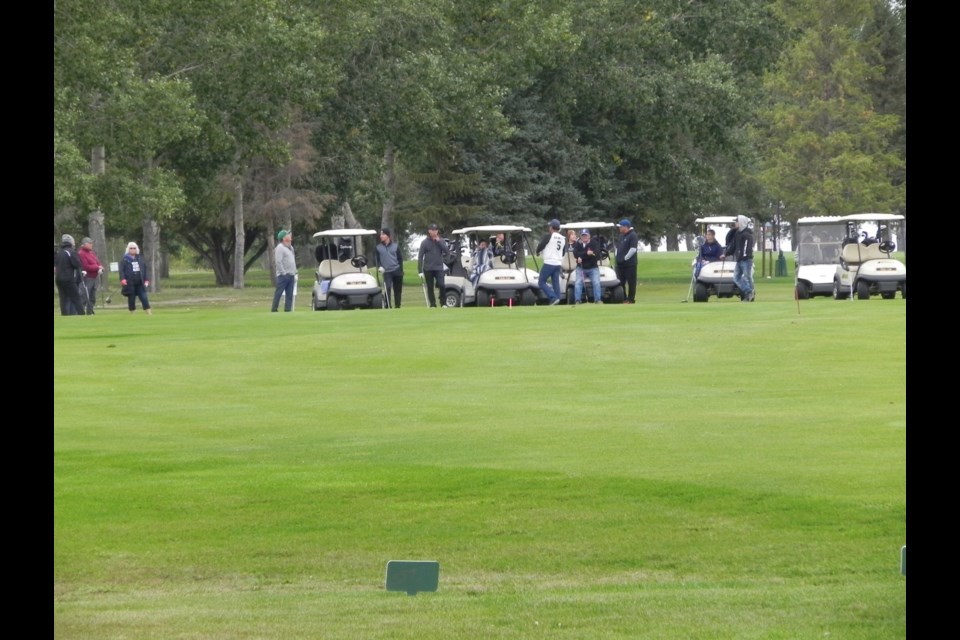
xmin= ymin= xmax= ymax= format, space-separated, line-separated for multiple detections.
xmin=724 ymin=215 xmax=755 ymax=302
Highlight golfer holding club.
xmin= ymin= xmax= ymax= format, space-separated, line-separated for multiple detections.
xmin=724 ymin=215 xmax=756 ymax=302
xmin=417 ymin=223 xmax=449 ymax=308
xmin=375 ymin=228 xmax=404 ymax=308
xmin=78 ymin=237 xmax=104 ymax=315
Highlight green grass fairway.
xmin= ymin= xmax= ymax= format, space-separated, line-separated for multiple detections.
xmin=54 ymin=252 xmax=906 ymax=639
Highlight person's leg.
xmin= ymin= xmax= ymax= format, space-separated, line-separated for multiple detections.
xmin=67 ymin=282 xmax=84 ymax=315
xmin=626 ymin=264 xmax=637 ymax=302
xmin=589 ymin=268 xmax=602 ymax=301
xmin=271 ymin=275 xmax=286 ymax=312
xmin=424 ymin=271 xmax=438 ymax=306
xmin=393 ymin=273 xmax=403 ymax=308
xmin=574 ymin=267 xmax=583 ymax=303
xmin=128 ymin=292 xmax=137 ymax=312
xmin=435 ymin=271 xmax=445 ymax=307
xmin=550 ymin=266 xmax=561 ymax=303
xmin=137 ymin=285 xmax=152 ymax=313
xmin=87 ymin=279 xmax=98 ymax=311
xmin=538 ymin=265 xmax=556 ymax=301
xmin=283 ymin=275 xmax=295 ymax=311
xmin=732 ymin=262 xmax=746 ymax=298
xmin=740 ymin=259 xmax=755 ymax=300
xmin=56 ymin=282 xmax=70 ymax=316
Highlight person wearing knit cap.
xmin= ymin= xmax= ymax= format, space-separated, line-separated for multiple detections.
xmin=272 ymin=229 xmax=297 ymax=312
xmin=375 ymin=228 xmax=404 ymax=308
xmin=78 ymin=237 xmax=104 ymax=314
xmin=724 ymin=215 xmax=756 ymax=302
xmin=54 ymin=234 xmax=85 ymax=315
xmin=615 ymin=219 xmax=639 ymax=304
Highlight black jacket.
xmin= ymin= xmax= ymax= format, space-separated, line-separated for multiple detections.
xmin=725 ymin=227 xmax=754 ymax=262
xmin=55 ymin=244 xmax=83 ymax=283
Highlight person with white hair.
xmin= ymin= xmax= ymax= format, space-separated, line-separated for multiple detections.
xmin=120 ymin=242 xmax=152 ymax=314
xmin=724 ymin=215 xmax=755 ymax=302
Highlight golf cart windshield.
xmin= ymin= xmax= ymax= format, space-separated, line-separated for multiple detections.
xmin=796 ymin=221 xmax=845 ymax=265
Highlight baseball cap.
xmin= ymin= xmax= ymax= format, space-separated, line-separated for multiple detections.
xmin=548 ymin=219 xmax=561 ymax=229
xmin=428 ymin=223 xmax=439 ymax=230
xmin=617 ymin=219 xmax=632 ymax=227
xmin=580 ymin=229 xmax=591 ymax=236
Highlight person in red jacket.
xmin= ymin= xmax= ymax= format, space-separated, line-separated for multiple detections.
xmin=77 ymin=237 xmax=104 ymax=315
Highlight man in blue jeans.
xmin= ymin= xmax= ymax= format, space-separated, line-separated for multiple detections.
xmin=724 ymin=215 xmax=755 ymax=302
xmin=535 ymin=219 xmax=565 ymax=305
xmin=272 ymin=229 xmax=297 ymax=311
xmin=573 ymin=229 xmax=603 ymax=304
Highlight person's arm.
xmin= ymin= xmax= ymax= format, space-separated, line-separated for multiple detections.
xmin=417 ymin=242 xmax=425 ymax=274
xmin=535 ymin=234 xmax=549 ymax=255
xmin=395 ymin=243 xmax=404 ymax=271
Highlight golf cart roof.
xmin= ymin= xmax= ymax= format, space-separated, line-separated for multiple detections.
xmin=797 ymin=216 xmax=845 ymax=225
xmin=838 ymin=213 xmax=905 ymax=223
xmin=694 ymin=216 xmax=737 ymax=225
xmin=559 ymin=221 xmax=616 ymax=231
xmin=312 ymin=229 xmax=379 ymax=238
xmin=452 ymin=225 xmax=532 ymax=234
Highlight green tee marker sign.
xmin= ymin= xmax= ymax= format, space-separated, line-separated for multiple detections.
xmin=385 ymin=560 xmax=440 ymax=595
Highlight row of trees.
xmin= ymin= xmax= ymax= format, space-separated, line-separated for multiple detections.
xmin=54 ymin=0 xmax=905 ymax=289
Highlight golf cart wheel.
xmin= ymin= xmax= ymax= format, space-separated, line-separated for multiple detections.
xmin=693 ymin=282 xmax=708 ymax=303
xmin=326 ymin=294 xmax=340 ymax=310
xmin=371 ymin=292 xmax=383 ymax=308
xmin=520 ymin=289 xmax=537 ymax=306
xmin=611 ymin=285 xmax=625 ymax=304
xmin=312 ymin=293 xmax=320 ymax=311
xmin=444 ymin=289 xmax=461 ymax=308
xmin=900 ymin=282 xmax=906 ymax=300
xmin=832 ymin=280 xmax=848 ymax=300
xmin=795 ymin=283 xmax=810 ymax=300
xmin=856 ymin=280 xmax=871 ymax=300
xmin=476 ymin=289 xmax=490 ymax=307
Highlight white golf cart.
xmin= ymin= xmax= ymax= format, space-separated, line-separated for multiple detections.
xmin=558 ymin=222 xmax=623 ymax=304
xmin=690 ymin=216 xmax=740 ymax=302
xmin=442 ymin=225 xmax=541 ymax=307
xmin=833 ymin=213 xmax=906 ymax=300
xmin=310 ymin=229 xmax=383 ymax=310
xmin=794 ymin=216 xmax=845 ymax=299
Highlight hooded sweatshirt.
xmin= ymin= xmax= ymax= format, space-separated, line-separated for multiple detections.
xmin=725 ymin=216 xmax=754 ymax=262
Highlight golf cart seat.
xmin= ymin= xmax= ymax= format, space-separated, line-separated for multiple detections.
xmin=840 ymin=241 xmax=887 ymax=267
xmin=318 ymin=258 xmax=363 ymax=279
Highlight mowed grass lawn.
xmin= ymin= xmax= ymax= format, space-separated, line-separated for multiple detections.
xmin=54 ymin=252 xmax=906 ymax=639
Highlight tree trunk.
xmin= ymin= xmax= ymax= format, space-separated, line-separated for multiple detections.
xmin=233 ymin=176 xmax=245 ymax=289
xmin=381 ymin=143 xmax=396 ymax=235
xmin=142 ymin=218 xmax=161 ymax=292
xmin=89 ymin=147 xmax=108 ymax=287
xmin=664 ymin=233 xmax=679 ymax=251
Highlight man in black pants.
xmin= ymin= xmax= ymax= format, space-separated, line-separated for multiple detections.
xmin=54 ymin=234 xmax=85 ymax=316
xmin=615 ymin=219 xmax=639 ymax=304
xmin=417 ymin=223 xmax=450 ymax=308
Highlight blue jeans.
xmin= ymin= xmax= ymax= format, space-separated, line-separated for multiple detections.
xmin=272 ymin=274 xmax=296 ymax=311
xmin=733 ymin=259 xmax=754 ymax=298
xmin=575 ymin=267 xmax=601 ymax=302
xmin=538 ymin=263 xmax=562 ymax=302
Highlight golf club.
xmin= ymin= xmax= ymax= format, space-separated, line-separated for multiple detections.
xmin=377 ymin=268 xmax=390 ymax=308
xmin=419 ymin=273 xmax=431 ymax=308
xmin=80 ymin=274 xmax=93 ymax=315
xmin=682 ymin=237 xmax=703 ymax=303
xmin=291 ymin=274 xmax=298 ymax=311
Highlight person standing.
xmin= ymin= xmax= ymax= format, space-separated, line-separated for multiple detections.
xmin=536 ymin=219 xmax=565 ymax=305
xmin=614 ymin=219 xmax=639 ymax=304
xmin=54 ymin=234 xmax=84 ymax=316
xmin=375 ymin=228 xmax=404 ymax=308
xmin=272 ymin=229 xmax=297 ymax=312
xmin=725 ymin=215 xmax=755 ymax=302
xmin=120 ymin=242 xmax=152 ymax=314
xmin=417 ymin=223 xmax=449 ymax=308
xmin=573 ymin=229 xmax=603 ymax=304
xmin=77 ymin=237 xmax=104 ymax=315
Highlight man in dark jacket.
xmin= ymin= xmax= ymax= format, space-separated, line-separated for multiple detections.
xmin=54 ymin=234 xmax=84 ymax=316
xmin=725 ymin=215 xmax=755 ymax=302
xmin=376 ymin=228 xmax=404 ymax=308
xmin=573 ymin=229 xmax=603 ymax=304
xmin=615 ymin=219 xmax=639 ymax=304
xmin=417 ymin=224 xmax=450 ymax=308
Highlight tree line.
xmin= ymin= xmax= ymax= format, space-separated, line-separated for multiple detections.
xmin=54 ymin=0 xmax=905 ymax=290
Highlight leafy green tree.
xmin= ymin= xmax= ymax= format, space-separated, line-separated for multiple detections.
xmin=751 ymin=0 xmax=905 ymax=225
